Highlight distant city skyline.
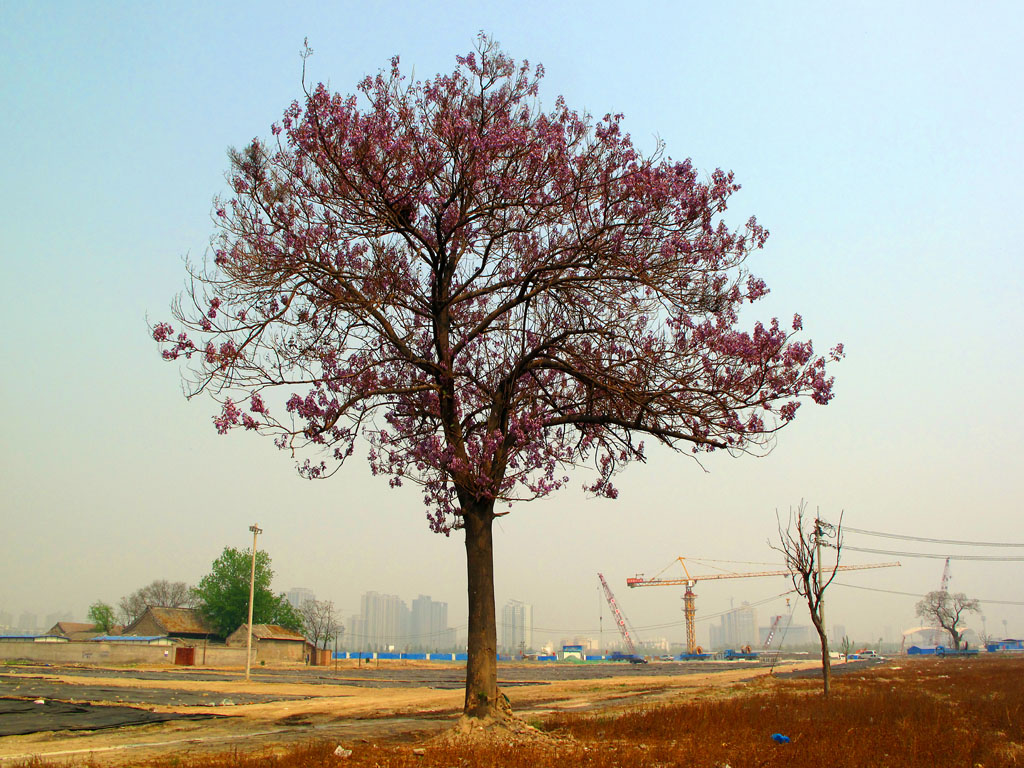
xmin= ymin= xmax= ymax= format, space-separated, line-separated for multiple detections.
xmin=710 ymin=603 xmax=759 ymax=650
xmin=345 ymin=591 xmax=456 ymax=652
xmin=0 ymin=554 xmax=1009 ymax=648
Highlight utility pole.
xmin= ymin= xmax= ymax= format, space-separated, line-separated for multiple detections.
xmin=815 ymin=513 xmax=825 ymax=641
xmin=245 ymin=523 xmax=262 ymax=682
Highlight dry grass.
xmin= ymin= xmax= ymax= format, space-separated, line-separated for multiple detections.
xmin=15 ymin=656 xmax=1024 ymax=767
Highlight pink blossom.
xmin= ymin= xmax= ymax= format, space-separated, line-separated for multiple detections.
xmin=213 ymin=399 xmax=241 ymax=434
xmin=152 ymin=322 xmax=173 ymax=342
xmin=153 ymin=36 xmax=840 ymax=538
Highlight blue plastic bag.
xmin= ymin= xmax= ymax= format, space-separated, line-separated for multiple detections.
xmin=771 ymin=733 xmax=790 ymax=744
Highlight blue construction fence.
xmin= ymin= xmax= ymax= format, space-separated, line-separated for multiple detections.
xmin=330 ymin=652 xmax=661 ymax=662
xmin=332 ymin=652 xmax=479 ymax=661
xmin=906 ymin=645 xmax=981 ymax=656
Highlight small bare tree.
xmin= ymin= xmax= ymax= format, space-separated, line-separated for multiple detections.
xmin=840 ymin=634 xmax=852 ymax=662
xmin=118 ymin=580 xmax=195 ymax=625
xmin=771 ymin=501 xmax=842 ymax=698
xmin=916 ymin=591 xmax=980 ymax=651
xmin=300 ymin=599 xmax=342 ymax=650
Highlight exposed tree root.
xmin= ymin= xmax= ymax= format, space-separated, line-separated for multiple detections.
xmin=428 ymin=692 xmax=571 ymax=748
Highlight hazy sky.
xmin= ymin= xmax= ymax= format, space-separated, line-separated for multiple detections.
xmin=2 ymin=1 xmax=1022 ymax=647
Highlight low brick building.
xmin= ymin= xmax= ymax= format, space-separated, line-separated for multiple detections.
xmin=226 ymin=624 xmax=307 ymax=662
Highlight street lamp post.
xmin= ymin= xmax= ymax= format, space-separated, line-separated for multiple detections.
xmin=245 ymin=523 xmax=262 ymax=681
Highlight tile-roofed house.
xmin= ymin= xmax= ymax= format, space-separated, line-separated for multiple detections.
xmin=44 ymin=621 xmax=122 ymax=641
xmin=46 ymin=621 xmax=96 ymax=637
xmin=226 ymin=624 xmax=308 ymax=662
xmin=122 ymin=607 xmax=215 ymax=641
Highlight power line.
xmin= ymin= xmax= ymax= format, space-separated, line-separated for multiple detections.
xmin=834 ymin=581 xmax=1024 ymax=606
xmin=844 ymin=545 xmax=1024 ymax=562
xmin=843 ymin=526 xmax=1024 ymax=548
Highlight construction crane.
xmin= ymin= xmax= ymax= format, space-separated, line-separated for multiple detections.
xmin=627 ymin=557 xmax=901 ymax=655
xmin=597 ymin=573 xmax=645 ymax=662
xmin=763 ymin=602 xmax=789 ymax=650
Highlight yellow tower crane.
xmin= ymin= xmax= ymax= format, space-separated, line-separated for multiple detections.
xmin=627 ymin=557 xmax=901 ymax=655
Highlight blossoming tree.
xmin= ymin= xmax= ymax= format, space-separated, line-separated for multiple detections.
xmin=155 ymin=37 xmax=842 ymax=719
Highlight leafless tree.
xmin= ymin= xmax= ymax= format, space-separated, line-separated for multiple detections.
xmin=771 ymin=500 xmax=842 ymax=698
xmin=118 ymin=580 xmax=195 ymax=626
xmin=916 ymin=591 xmax=980 ymax=651
xmin=300 ymin=599 xmax=342 ymax=650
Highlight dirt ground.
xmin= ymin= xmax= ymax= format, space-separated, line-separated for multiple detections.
xmin=0 ymin=658 xmax=827 ymax=765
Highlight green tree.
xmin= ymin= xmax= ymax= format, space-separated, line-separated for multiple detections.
xmin=192 ymin=546 xmax=302 ymax=637
xmin=275 ymin=596 xmax=304 ymax=634
xmin=87 ymin=601 xmax=116 ymax=633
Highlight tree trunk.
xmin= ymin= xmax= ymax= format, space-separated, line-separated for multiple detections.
xmin=811 ymin=611 xmax=832 ymax=698
xmin=462 ymin=500 xmax=504 ymax=718
xmin=950 ymin=628 xmax=961 ymax=650
xmin=820 ymin=632 xmax=832 ymax=698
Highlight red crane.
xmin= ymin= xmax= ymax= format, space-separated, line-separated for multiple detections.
xmin=628 ymin=557 xmax=901 ymax=654
xmin=939 ymin=557 xmax=952 ymax=593
xmin=928 ymin=557 xmax=953 ymax=646
xmin=597 ymin=573 xmax=643 ymax=661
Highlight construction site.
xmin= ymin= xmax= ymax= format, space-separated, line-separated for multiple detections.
xmin=2 ymin=521 xmax=1021 ymax=766
xmin=0 ymin=651 xmax=871 ymax=764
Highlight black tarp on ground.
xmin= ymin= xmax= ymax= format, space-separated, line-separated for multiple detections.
xmin=773 ymin=658 xmax=881 ymax=679
xmin=0 ymin=698 xmax=219 ymax=737
xmin=0 ymin=675 xmax=308 ymax=706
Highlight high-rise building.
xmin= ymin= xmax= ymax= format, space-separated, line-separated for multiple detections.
xmin=286 ymin=587 xmax=315 ymax=609
xmin=410 ymin=595 xmax=432 ymax=649
xmin=409 ymin=595 xmax=455 ymax=651
xmin=359 ymin=591 xmax=409 ymax=651
xmin=501 ymin=600 xmax=533 ymax=654
xmin=709 ymin=602 xmax=758 ymax=649
xmin=343 ymin=592 xmax=456 ymax=652
xmin=346 ymin=613 xmax=366 ymax=650
xmin=431 ymin=601 xmax=456 ymax=649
